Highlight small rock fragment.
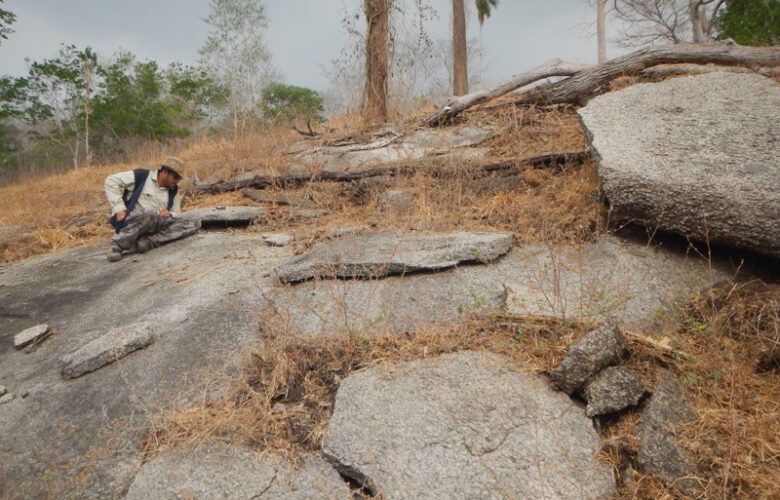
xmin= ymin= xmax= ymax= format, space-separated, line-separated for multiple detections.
xmin=377 ymin=189 xmax=415 ymax=213
xmin=584 ymin=366 xmax=646 ymax=417
xmin=638 ymin=372 xmax=698 ymax=495
xmin=0 ymin=385 xmax=6 ymax=396
xmin=60 ymin=323 xmax=154 ymax=379
xmin=13 ymin=324 xmax=49 ymax=350
xmin=550 ymin=324 xmax=626 ymax=394
xmin=262 ymin=233 xmax=294 ymax=247
xmin=0 ymin=393 xmax=13 ymax=405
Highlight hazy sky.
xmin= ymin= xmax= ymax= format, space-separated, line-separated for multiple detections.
xmin=0 ymin=1 xmax=628 ymax=92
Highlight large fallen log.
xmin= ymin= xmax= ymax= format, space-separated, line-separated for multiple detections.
xmin=190 ymin=150 xmax=591 ymax=194
xmin=425 ymin=43 xmax=780 ymax=125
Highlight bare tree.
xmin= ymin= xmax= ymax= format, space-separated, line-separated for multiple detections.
xmin=597 ymin=0 xmax=608 ymax=62
xmin=362 ymin=0 xmax=391 ymax=123
xmin=452 ymin=0 xmax=468 ymax=95
xmin=612 ymin=0 xmax=728 ymax=46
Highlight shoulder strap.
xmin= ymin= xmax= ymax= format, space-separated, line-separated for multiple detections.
xmin=167 ymin=185 xmax=178 ymax=211
xmin=124 ymin=168 xmax=150 ymax=214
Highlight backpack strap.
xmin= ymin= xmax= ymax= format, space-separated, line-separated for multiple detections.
xmin=109 ymin=169 xmax=149 ymax=233
xmin=167 ymin=185 xmax=178 ymax=211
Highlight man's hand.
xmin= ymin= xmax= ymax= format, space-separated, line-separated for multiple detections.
xmin=116 ymin=210 xmax=127 ymax=222
xmin=159 ymin=208 xmax=171 ymax=218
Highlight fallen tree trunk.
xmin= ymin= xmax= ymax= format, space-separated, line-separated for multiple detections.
xmin=426 ymin=43 xmax=780 ymax=124
xmin=190 ymin=150 xmax=591 ymax=195
xmin=424 ymin=59 xmax=590 ymax=126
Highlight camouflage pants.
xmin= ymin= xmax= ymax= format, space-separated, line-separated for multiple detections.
xmin=111 ymin=208 xmax=201 ymax=252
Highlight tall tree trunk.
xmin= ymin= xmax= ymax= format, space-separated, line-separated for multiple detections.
xmin=362 ymin=0 xmax=390 ymax=124
xmin=452 ymin=0 xmax=468 ymax=96
xmin=689 ymin=1 xmax=708 ymax=43
xmin=83 ymin=57 xmax=91 ymax=166
xmin=597 ymin=0 xmax=607 ymax=63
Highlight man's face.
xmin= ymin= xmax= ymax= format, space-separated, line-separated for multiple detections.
xmin=159 ymin=168 xmax=182 ymax=189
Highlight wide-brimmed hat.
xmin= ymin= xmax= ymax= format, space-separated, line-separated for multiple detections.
xmin=160 ymin=157 xmax=185 ymax=179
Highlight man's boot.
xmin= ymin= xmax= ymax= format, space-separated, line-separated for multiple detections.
xmin=107 ymin=244 xmax=123 ymax=262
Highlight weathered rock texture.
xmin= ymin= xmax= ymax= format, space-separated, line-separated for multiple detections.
xmin=0 ymin=234 xmax=290 ymax=497
xmin=182 ymin=206 xmax=265 ymax=226
xmin=376 ymin=189 xmax=415 ymax=213
xmin=322 ymin=351 xmax=615 ymax=499
xmin=584 ymin=366 xmax=646 ymax=417
xmin=277 ymin=231 xmax=514 ymax=283
xmin=638 ymin=372 xmax=698 ymax=494
xmin=579 ymin=72 xmax=780 ymax=257
xmin=269 ymin=268 xmax=506 ymax=337
xmin=550 ymin=324 xmax=626 ymax=394
xmin=292 ymin=126 xmax=493 ymax=174
xmin=125 ymin=443 xmax=349 ymax=499
xmin=263 ymin=233 xmax=294 ymax=247
xmin=60 ymin=323 xmax=154 ymax=379
xmin=13 ymin=324 xmax=49 ymax=349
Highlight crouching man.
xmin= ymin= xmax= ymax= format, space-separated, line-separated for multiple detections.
xmin=104 ymin=157 xmax=201 ymax=262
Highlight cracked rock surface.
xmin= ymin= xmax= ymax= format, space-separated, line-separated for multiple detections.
xmin=125 ymin=442 xmax=349 ymax=499
xmin=579 ymin=72 xmax=780 ymax=258
xmin=550 ymin=324 xmax=627 ymax=394
xmin=322 ymin=351 xmax=615 ymax=499
xmin=277 ymin=231 xmax=513 ymax=283
xmin=182 ymin=206 xmax=265 ymax=226
xmin=583 ymin=366 xmax=646 ymax=417
xmin=638 ymin=372 xmax=698 ymax=495
xmin=60 ymin=323 xmax=154 ymax=379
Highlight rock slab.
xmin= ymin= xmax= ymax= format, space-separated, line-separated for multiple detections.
xmin=13 ymin=324 xmax=49 ymax=349
xmin=263 ymin=233 xmax=294 ymax=247
xmin=0 ymin=393 xmax=13 ymax=404
xmin=579 ymin=72 xmax=780 ymax=257
xmin=550 ymin=324 xmax=627 ymax=394
xmin=278 ymin=231 xmax=513 ymax=283
xmin=322 ymin=351 xmax=615 ymax=499
xmin=125 ymin=442 xmax=349 ymax=499
xmin=584 ymin=366 xmax=646 ymax=417
xmin=60 ymin=323 xmax=154 ymax=379
xmin=182 ymin=206 xmax=265 ymax=226
xmin=638 ymin=372 xmax=698 ymax=494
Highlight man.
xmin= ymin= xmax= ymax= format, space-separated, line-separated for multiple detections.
xmin=104 ymin=157 xmax=201 ymax=262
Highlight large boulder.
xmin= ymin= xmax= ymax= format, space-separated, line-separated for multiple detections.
xmin=0 ymin=234 xmax=289 ymax=497
xmin=277 ymin=231 xmax=514 ymax=283
xmin=578 ymin=72 xmax=780 ymax=257
xmin=125 ymin=443 xmax=349 ymax=499
xmin=322 ymin=351 xmax=615 ymax=499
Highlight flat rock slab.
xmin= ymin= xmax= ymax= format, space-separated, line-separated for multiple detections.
xmin=60 ymin=323 xmax=154 ymax=379
xmin=638 ymin=372 xmax=698 ymax=494
xmin=268 ymin=267 xmax=506 ymax=337
xmin=182 ymin=206 xmax=266 ymax=226
xmin=494 ymin=235 xmax=732 ymax=329
xmin=13 ymin=324 xmax=49 ymax=349
xmin=579 ymin=72 xmax=780 ymax=257
xmin=294 ymin=126 xmax=493 ymax=174
xmin=550 ymin=324 xmax=627 ymax=394
xmin=0 ymin=233 xmax=289 ymax=497
xmin=125 ymin=443 xmax=349 ymax=499
xmin=322 ymin=351 xmax=615 ymax=499
xmin=263 ymin=233 xmax=294 ymax=247
xmin=277 ymin=231 xmax=514 ymax=283
xmin=584 ymin=366 xmax=646 ymax=417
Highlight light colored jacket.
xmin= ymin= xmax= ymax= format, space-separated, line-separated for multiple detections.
xmin=104 ymin=169 xmax=182 ymax=217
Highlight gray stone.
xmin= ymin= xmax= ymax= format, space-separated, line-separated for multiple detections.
xmin=376 ymin=189 xmax=415 ymax=213
xmin=268 ymin=267 xmax=507 ymax=337
xmin=0 ymin=385 xmax=6 ymax=396
xmin=0 ymin=393 xmax=13 ymax=404
xmin=550 ymin=324 xmax=626 ymax=394
xmin=638 ymin=372 xmax=698 ymax=494
xmin=182 ymin=206 xmax=265 ymax=226
xmin=262 ymin=233 xmax=294 ymax=247
xmin=60 ymin=323 xmax=155 ymax=379
xmin=583 ymin=366 xmax=646 ymax=417
xmin=496 ymin=235 xmax=732 ymax=329
xmin=0 ymin=233 xmax=289 ymax=497
xmin=13 ymin=324 xmax=49 ymax=349
xmin=295 ymin=126 xmax=493 ymax=174
xmin=322 ymin=351 xmax=615 ymax=499
xmin=277 ymin=231 xmax=514 ymax=283
xmin=578 ymin=72 xmax=780 ymax=257
xmin=125 ymin=443 xmax=349 ymax=500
